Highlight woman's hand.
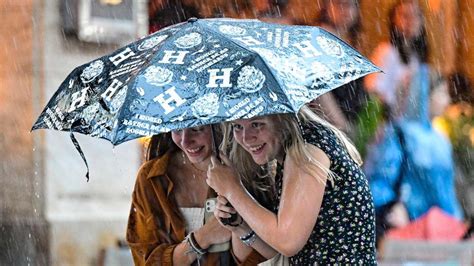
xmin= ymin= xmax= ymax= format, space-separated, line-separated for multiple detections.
xmin=214 ymin=195 xmax=248 ymax=231
xmin=206 ymin=154 xmax=243 ymax=198
xmin=194 ymin=215 xmax=232 ymax=249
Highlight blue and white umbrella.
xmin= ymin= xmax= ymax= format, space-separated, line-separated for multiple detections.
xmin=32 ymin=18 xmax=379 ymax=178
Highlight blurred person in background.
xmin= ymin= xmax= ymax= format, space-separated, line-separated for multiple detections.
xmin=433 ymin=73 xmax=474 ymax=231
xmin=148 ymin=0 xmax=201 ymax=33
xmin=252 ymin=0 xmax=295 ymax=24
xmin=310 ymin=0 xmax=373 ymax=154
xmin=363 ymin=0 xmax=464 ymax=247
xmin=364 ymin=0 xmax=428 ymax=120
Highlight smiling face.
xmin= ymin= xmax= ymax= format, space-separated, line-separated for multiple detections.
xmin=232 ymin=115 xmax=284 ymax=165
xmin=171 ymin=125 xmax=213 ymax=164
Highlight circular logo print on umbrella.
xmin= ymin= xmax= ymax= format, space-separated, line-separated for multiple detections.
xmin=138 ymin=35 xmax=168 ymax=51
xmin=108 ymin=86 xmax=127 ymax=114
xmin=218 ymin=25 xmax=246 ymax=36
xmin=311 ymin=61 xmax=333 ymax=83
xmin=143 ymin=66 xmax=173 ymax=87
xmin=174 ymin=32 xmax=202 ymax=49
xmin=81 ymin=103 xmax=102 ymax=125
xmin=237 ymin=66 xmax=266 ymax=93
xmin=279 ymin=56 xmax=306 ymax=84
xmin=317 ymin=36 xmax=344 ymax=58
xmin=191 ymin=93 xmax=219 ymax=120
xmin=80 ymin=60 xmax=104 ymax=84
xmin=340 ymin=61 xmax=362 ymax=83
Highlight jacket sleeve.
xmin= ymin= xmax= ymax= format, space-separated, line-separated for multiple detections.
xmin=126 ymin=162 xmax=178 ymax=266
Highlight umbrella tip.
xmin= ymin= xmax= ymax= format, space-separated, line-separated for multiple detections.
xmin=187 ymin=17 xmax=198 ymax=23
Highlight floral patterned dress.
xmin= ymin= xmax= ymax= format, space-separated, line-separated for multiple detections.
xmin=273 ymin=122 xmax=377 ymax=265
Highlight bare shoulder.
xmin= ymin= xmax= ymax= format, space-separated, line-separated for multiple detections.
xmin=284 ymin=144 xmax=330 ymax=180
xmin=305 ymin=144 xmax=330 ymax=167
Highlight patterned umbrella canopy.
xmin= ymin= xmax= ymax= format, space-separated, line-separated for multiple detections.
xmin=32 ymin=18 xmax=379 ymax=146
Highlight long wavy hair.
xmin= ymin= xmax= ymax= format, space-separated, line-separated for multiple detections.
xmin=222 ymin=106 xmax=362 ymax=191
xmin=146 ymin=132 xmax=178 ymax=161
xmin=389 ymin=0 xmax=428 ymax=64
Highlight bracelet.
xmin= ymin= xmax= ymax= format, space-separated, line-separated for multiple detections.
xmin=185 ymin=232 xmax=207 ymax=258
xmin=239 ymin=230 xmax=257 ymax=246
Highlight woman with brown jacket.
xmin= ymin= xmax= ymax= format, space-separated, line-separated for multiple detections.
xmin=126 ymin=125 xmax=265 ymax=265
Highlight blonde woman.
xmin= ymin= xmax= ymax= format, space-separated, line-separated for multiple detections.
xmin=206 ymin=106 xmax=376 ymax=265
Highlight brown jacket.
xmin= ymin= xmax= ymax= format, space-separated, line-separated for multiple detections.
xmin=126 ymin=153 xmax=265 ymax=265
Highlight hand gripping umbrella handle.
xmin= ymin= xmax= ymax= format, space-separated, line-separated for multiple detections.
xmin=210 ymin=125 xmax=238 ymax=226
xmin=221 ymin=203 xmax=238 ymax=226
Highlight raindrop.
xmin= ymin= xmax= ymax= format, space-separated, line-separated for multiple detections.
xmin=28 ymin=233 xmax=31 ymax=238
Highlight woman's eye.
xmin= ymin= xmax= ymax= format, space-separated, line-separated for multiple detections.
xmin=232 ymin=124 xmax=243 ymax=131
xmin=251 ymin=122 xmax=263 ymax=128
xmin=192 ymin=126 xmax=205 ymax=132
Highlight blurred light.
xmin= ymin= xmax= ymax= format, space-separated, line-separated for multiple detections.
xmin=100 ymin=0 xmax=123 ymax=5
xmin=432 ymin=116 xmax=450 ymax=138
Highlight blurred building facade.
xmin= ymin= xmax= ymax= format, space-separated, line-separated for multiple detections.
xmin=0 ymin=0 xmax=472 ymax=265
xmin=1 ymin=0 xmax=143 ymax=265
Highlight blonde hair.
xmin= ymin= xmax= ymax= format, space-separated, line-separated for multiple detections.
xmin=221 ymin=105 xmax=362 ymax=190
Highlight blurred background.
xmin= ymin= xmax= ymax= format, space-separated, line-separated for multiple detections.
xmin=0 ymin=0 xmax=472 ymax=265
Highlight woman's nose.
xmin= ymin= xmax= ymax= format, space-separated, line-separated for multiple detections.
xmin=181 ymin=130 xmax=193 ymax=146
xmin=242 ymin=128 xmax=256 ymax=144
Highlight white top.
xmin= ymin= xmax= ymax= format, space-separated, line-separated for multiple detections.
xmin=364 ymin=42 xmax=420 ymax=107
xmin=180 ymin=207 xmax=205 ymax=234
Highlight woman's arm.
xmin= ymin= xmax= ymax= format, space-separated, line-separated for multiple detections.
xmin=214 ymin=196 xmax=278 ymax=261
xmin=207 ymin=145 xmax=330 ymax=257
xmin=126 ymin=189 xmax=181 ymax=265
xmin=126 ymin=163 xmax=205 ymax=266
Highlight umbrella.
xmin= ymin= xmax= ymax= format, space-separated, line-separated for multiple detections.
xmin=386 ymin=207 xmax=468 ymax=241
xmin=31 ymin=18 xmax=380 ymax=179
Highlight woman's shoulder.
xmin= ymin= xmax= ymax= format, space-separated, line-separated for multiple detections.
xmin=302 ymin=122 xmax=332 ymax=140
xmin=301 ymin=122 xmax=346 ymax=156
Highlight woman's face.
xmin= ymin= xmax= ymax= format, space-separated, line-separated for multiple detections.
xmin=232 ymin=115 xmax=283 ymax=165
xmin=171 ymin=125 xmax=213 ymax=164
xmin=326 ymin=0 xmax=359 ymax=30
xmin=393 ymin=1 xmax=423 ymax=40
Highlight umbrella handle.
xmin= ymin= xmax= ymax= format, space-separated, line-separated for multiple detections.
xmin=221 ymin=203 xmax=239 ymax=226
